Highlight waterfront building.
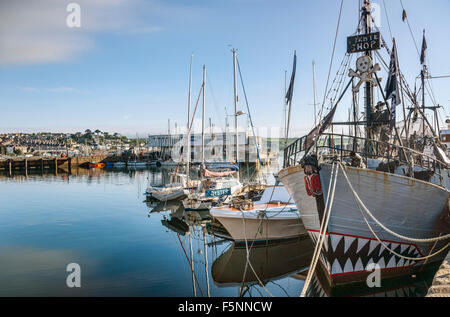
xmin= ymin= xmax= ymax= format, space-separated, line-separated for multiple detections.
xmin=148 ymin=130 xmax=276 ymax=164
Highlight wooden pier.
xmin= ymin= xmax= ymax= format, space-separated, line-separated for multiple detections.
xmin=426 ymin=250 xmax=450 ymax=297
xmin=0 ymin=155 xmax=108 ymax=176
xmin=0 ymin=157 xmax=70 ymax=176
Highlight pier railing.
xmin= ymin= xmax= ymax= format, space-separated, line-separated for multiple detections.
xmin=283 ymin=133 xmax=449 ymax=186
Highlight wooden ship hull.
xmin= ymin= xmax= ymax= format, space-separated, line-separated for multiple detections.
xmin=279 ymin=163 xmax=450 ymax=287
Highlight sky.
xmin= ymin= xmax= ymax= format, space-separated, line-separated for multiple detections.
xmin=0 ymin=0 xmax=449 ymax=137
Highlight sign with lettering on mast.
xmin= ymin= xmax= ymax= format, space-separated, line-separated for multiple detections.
xmin=347 ymin=32 xmax=381 ymax=54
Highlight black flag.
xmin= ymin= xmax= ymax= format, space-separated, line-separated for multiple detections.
xmin=305 ymin=103 xmax=338 ymax=150
xmin=285 ymin=51 xmax=297 ymax=105
xmin=420 ymin=30 xmax=427 ymax=65
xmin=385 ymin=39 xmax=401 ymax=130
xmin=402 ymin=9 xmax=407 ymax=22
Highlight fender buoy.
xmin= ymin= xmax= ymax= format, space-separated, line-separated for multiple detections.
xmin=304 ymin=174 xmax=323 ymax=197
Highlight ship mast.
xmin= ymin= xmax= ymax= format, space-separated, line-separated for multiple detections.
xmin=363 ymin=0 xmax=374 ymax=141
xmin=232 ymin=49 xmax=240 ymax=181
xmin=186 ymin=54 xmax=193 ymax=182
xmin=202 ymin=65 xmax=206 ymax=166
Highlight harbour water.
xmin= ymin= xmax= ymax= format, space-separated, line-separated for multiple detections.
xmin=0 ymin=168 xmax=438 ymax=297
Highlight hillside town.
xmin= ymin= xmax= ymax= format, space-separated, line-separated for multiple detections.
xmin=0 ymin=130 xmax=148 ymax=158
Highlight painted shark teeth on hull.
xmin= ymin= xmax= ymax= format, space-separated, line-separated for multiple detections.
xmin=312 ymin=233 xmax=423 ymax=276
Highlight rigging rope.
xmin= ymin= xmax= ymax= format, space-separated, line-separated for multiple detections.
xmin=399 ymin=0 xmax=420 ymax=57
xmin=337 ymin=162 xmax=450 ymax=243
xmin=300 ymin=162 xmax=339 ymax=297
xmin=174 ymin=85 xmax=203 ymax=176
xmin=320 ymin=0 xmax=345 ymax=121
xmin=238 ymin=184 xmax=300 ymax=296
xmin=338 ymin=162 xmax=450 ymax=261
xmin=177 ymin=233 xmax=205 ymax=296
xmin=382 ymin=0 xmax=394 ymax=42
xmin=236 ymin=57 xmax=264 ymax=171
xmin=240 ymin=209 xmax=274 ymax=297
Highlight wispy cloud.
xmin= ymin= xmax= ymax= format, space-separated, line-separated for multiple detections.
xmin=21 ymin=87 xmax=41 ymax=93
xmin=125 ymin=26 xmax=165 ymax=35
xmin=47 ymin=87 xmax=80 ymax=93
xmin=20 ymin=86 xmax=82 ymax=93
xmin=0 ymin=0 xmax=171 ymax=65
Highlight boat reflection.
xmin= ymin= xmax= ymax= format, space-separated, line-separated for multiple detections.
xmin=145 ymin=193 xmax=438 ymax=297
xmin=305 ymin=262 xmax=438 ymax=297
xmin=147 ymin=200 xmax=184 ymax=214
xmin=212 ymin=236 xmax=314 ymax=288
xmin=150 ymin=201 xmax=213 ymax=297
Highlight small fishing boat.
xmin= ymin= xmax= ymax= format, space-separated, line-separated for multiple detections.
xmin=160 ymin=160 xmax=180 ymax=168
xmin=183 ymin=174 xmax=243 ymax=211
xmin=210 ymin=185 xmax=306 ymax=242
xmin=88 ymin=162 xmax=105 ymax=168
xmin=149 ymin=160 xmax=162 ymax=167
xmin=127 ymin=161 xmax=147 ymax=168
xmin=105 ymin=162 xmax=115 ymax=168
xmin=152 ymin=188 xmax=189 ymax=202
xmin=146 ymin=173 xmax=191 ymax=202
xmin=113 ymin=161 xmax=126 ymax=168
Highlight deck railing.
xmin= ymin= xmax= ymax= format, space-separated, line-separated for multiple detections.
xmin=283 ymin=133 xmax=449 ymax=186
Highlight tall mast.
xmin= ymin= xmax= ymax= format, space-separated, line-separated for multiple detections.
xmin=187 ymin=54 xmax=193 ymax=181
xmin=232 ymin=49 xmax=239 ymax=175
xmin=167 ymin=119 xmax=171 ymax=159
xmin=284 ymin=70 xmax=288 ymax=141
xmin=285 ymin=51 xmax=296 ymax=146
xmin=363 ymin=0 xmax=374 ymax=141
xmin=312 ymin=61 xmax=317 ymax=127
xmin=202 ymin=65 xmax=206 ymax=166
xmin=421 ymin=30 xmax=426 ymax=136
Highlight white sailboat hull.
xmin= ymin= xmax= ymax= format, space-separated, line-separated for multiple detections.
xmin=211 ymin=204 xmax=307 ymax=242
xmin=151 ymin=188 xmax=189 ymax=202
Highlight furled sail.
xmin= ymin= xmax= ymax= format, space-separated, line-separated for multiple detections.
xmin=202 ymin=166 xmax=236 ymax=178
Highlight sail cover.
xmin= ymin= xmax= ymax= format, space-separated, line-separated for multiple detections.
xmin=202 ymin=167 xmax=236 ymax=178
xmin=205 ymin=163 xmax=239 ymax=171
xmin=285 ymin=51 xmax=297 ymax=105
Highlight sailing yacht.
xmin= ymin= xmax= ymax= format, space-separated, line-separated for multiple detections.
xmin=209 ymin=51 xmax=302 ymax=242
xmin=279 ymin=0 xmax=450 ymax=288
xmin=183 ymin=164 xmax=242 ymax=210
xmin=145 ymin=55 xmax=197 ymax=202
xmin=183 ymin=55 xmax=244 ymax=211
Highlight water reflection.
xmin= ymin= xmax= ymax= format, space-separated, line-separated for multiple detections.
xmin=0 ymin=167 xmax=438 ymax=297
xmin=148 ymin=192 xmax=437 ymax=298
xmin=212 ymin=237 xmax=314 ymax=293
xmin=307 ymin=267 xmax=436 ymax=297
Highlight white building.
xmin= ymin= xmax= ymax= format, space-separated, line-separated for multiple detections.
xmin=148 ymin=130 xmax=272 ymax=164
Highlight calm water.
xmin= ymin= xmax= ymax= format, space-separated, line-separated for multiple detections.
xmin=0 ymin=168 xmax=435 ymax=297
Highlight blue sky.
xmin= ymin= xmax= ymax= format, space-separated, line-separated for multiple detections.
xmin=0 ymin=0 xmax=449 ymax=137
